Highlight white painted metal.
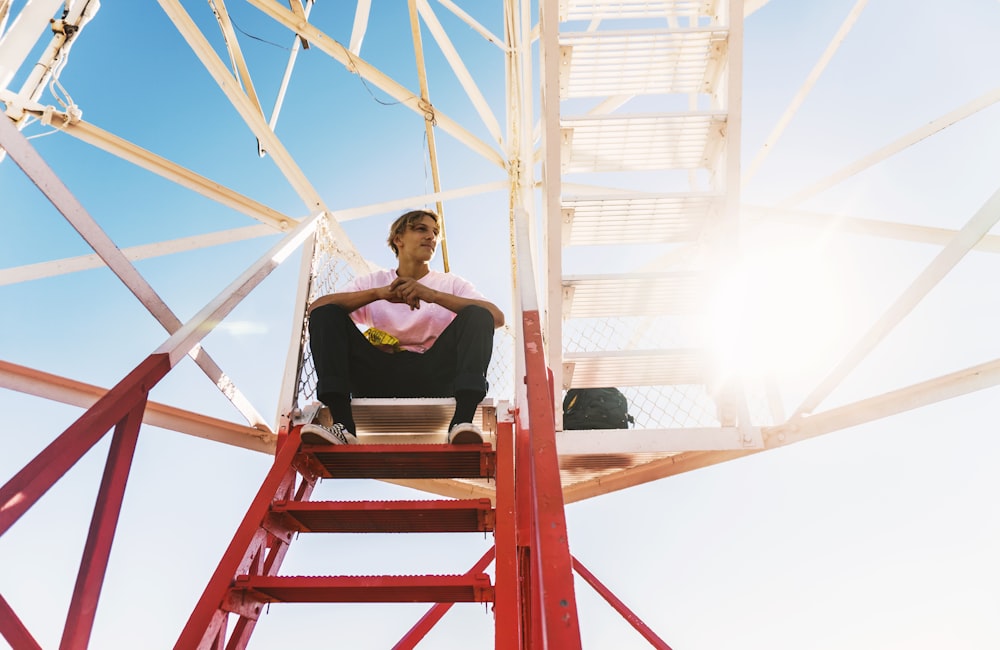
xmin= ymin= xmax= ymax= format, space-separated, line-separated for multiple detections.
xmin=559 ymin=28 xmax=728 ymax=97
xmin=0 ymin=0 xmax=64 ymax=89
xmin=561 ymin=193 xmax=721 ymax=244
xmin=348 ymin=0 xmax=370 ymax=54
xmin=154 ymin=211 xmax=323 ymax=367
xmin=416 ymin=0 xmax=504 ymax=147
xmin=779 ymin=85 xmax=1000 ymax=207
xmin=0 ymin=224 xmax=276 ymax=285
xmin=0 ymin=99 xmax=298 ymax=230
xmin=742 ymin=0 xmax=869 ymax=185
xmin=793 ymin=184 xmax=1000 ymax=417
xmin=244 ymin=0 xmax=505 ymax=169
xmin=561 ymin=112 xmax=727 ymax=172
xmin=2 ymin=0 xmax=996 ymax=510
xmin=563 ymin=272 xmax=707 ymax=317
xmin=745 ymin=204 xmax=1000 ymax=253
xmin=5 ymin=0 xmax=99 ymax=117
xmin=0 ymin=111 xmax=271 ymax=432
xmin=560 ymin=1 xmax=718 ymax=22
xmin=564 ymin=349 xmax=707 ymax=388
xmin=267 ymin=0 xmax=313 ymax=132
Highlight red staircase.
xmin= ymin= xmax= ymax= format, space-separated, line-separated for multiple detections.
xmin=173 ymin=436 xmax=500 ymax=649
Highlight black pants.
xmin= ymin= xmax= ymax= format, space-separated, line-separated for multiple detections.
xmin=308 ymin=304 xmax=494 ymax=402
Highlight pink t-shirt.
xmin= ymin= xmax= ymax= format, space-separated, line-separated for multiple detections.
xmin=345 ymin=269 xmax=486 ymax=353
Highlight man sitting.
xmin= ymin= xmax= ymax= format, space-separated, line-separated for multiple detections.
xmin=302 ymin=209 xmax=505 ymax=445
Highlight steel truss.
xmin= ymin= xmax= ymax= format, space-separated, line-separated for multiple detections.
xmin=2 ymin=0 xmax=1000 ymax=647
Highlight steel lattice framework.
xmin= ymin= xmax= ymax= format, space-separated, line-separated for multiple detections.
xmin=1 ymin=0 xmax=999 ymax=647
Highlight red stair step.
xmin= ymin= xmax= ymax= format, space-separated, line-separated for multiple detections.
xmin=272 ymin=499 xmax=495 ymax=533
xmin=234 ymin=574 xmax=494 ymax=603
xmin=309 ymin=443 xmax=495 ymax=479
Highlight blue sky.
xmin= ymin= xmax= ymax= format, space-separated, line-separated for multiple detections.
xmin=2 ymin=0 xmax=1000 ymax=648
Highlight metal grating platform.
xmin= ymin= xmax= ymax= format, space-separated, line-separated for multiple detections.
xmin=273 ymin=499 xmax=495 ymax=534
xmin=563 ymin=271 xmax=709 ymax=318
xmin=560 ymin=0 xmax=718 ymax=21
xmin=563 ymin=349 xmax=708 ymax=388
xmin=561 ymin=193 xmax=722 ymax=245
xmin=561 ymin=112 xmax=727 ymax=172
xmin=234 ymin=574 xmax=495 ymax=603
xmin=559 ymin=28 xmax=727 ymax=97
xmin=308 ymin=444 xmax=496 ymax=480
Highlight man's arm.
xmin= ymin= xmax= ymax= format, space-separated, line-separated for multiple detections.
xmin=308 ymin=286 xmax=398 ymax=314
xmin=391 ymin=277 xmax=505 ymax=328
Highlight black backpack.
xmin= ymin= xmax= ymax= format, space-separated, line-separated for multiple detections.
xmin=562 ymin=388 xmax=634 ymax=430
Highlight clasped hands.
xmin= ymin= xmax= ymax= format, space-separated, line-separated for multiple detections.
xmin=382 ymin=277 xmax=434 ymax=310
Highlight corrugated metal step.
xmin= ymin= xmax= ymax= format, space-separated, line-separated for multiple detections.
xmin=309 ymin=444 xmax=496 ymax=480
xmin=563 ymin=271 xmax=709 ymax=318
xmin=561 ymin=112 xmax=726 ymax=173
xmin=559 ymin=28 xmax=727 ymax=98
xmin=234 ymin=574 xmax=494 ymax=604
xmin=560 ymin=0 xmax=718 ymax=22
xmin=561 ymin=192 xmax=722 ymax=245
xmin=563 ymin=348 xmax=708 ymax=388
xmin=272 ymin=499 xmax=495 ymax=533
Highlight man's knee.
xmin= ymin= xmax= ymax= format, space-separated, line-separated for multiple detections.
xmin=457 ymin=305 xmax=494 ymax=330
xmin=308 ymin=304 xmax=350 ymax=331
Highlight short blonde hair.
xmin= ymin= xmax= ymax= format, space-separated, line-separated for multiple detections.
xmin=387 ymin=209 xmax=439 ymax=257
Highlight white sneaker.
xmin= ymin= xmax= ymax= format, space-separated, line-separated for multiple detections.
xmin=447 ymin=422 xmax=484 ymax=445
xmin=301 ymin=422 xmax=357 ymax=445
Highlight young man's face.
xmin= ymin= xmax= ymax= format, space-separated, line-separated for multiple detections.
xmin=395 ymin=215 xmax=440 ymax=261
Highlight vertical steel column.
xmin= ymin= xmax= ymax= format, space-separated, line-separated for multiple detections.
xmin=493 ymin=419 xmax=519 ymax=648
xmin=60 ymin=398 xmax=148 ymax=650
xmin=521 ymin=307 xmax=581 ymax=648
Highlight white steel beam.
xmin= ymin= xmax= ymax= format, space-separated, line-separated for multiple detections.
xmin=154 ymin=211 xmax=323 ymax=367
xmin=779 ymin=86 xmax=1000 ymax=207
xmin=406 ymin=0 xmax=449 ymax=270
xmin=564 ymin=355 xmax=1000 ymax=503
xmin=0 ymin=360 xmax=276 ymax=454
xmin=0 ymin=113 xmax=271 ymax=431
xmin=243 ymin=0 xmax=505 ymax=169
xmin=0 ymin=0 xmax=64 ymax=89
xmin=539 ymin=0 xmax=563 ymax=407
xmin=435 ymin=0 xmax=506 ymax=50
xmin=416 ymin=0 xmax=504 ymax=147
xmin=793 ymin=184 xmax=1000 ymax=417
xmin=348 ymin=0 xmax=370 ymax=54
xmin=157 ymin=0 xmax=324 ymax=212
xmin=208 ymin=0 xmax=266 ymax=123
xmin=268 ymin=0 xmax=313 ymax=131
xmin=743 ymin=0 xmax=868 ymax=186
xmin=0 ymin=224 xmax=276 ymax=285
xmin=744 ymin=204 xmax=1000 ymax=253
xmin=0 ymin=100 xmax=297 ymax=231
xmin=157 ymin=0 xmax=369 ymax=277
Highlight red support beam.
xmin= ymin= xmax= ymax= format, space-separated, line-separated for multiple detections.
xmin=493 ymin=420 xmax=519 ymax=649
xmin=391 ymin=547 xmax=497 ymax=650
xmin=60 ymin=398 xmax=147 ymax=650
xmin=520 ymin=308 xmax=582 ymax=649
xmin=0 ymin=354 xmax=170 ymax=536
xmin=0 ymin=593 xmax=43 ymax=650
xmin=572 ymin=556 xmax=673 ymax=650
xmin=174 ymin=428 xmax=308 ymax=649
